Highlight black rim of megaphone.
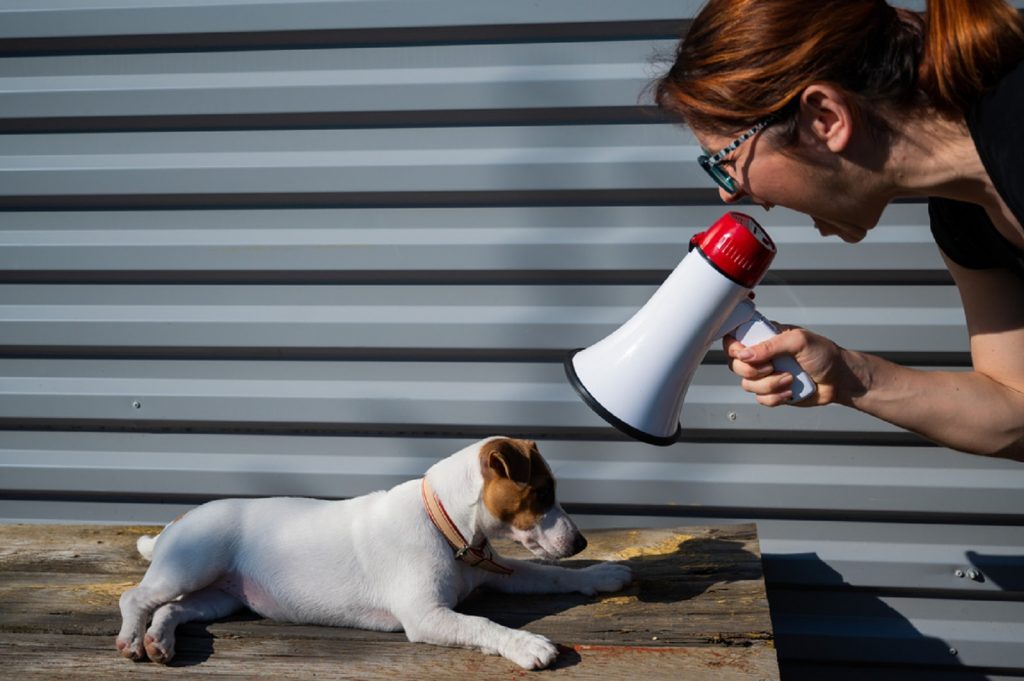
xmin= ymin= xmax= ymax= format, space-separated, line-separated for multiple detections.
xmin=563 ymin=350 xmax=681 ymax=447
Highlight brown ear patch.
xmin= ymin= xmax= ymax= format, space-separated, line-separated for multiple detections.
xmin=482 ymin=437 xmax=533 ymax=485
xmin=479 ymin=438 xmax=556 ymax=531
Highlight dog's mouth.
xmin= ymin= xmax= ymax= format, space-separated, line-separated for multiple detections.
xmin=519 ymin=532 xmax=587 ymax=561
xmin=526 ymin=545 xmax=562 ymax=561
xmin=501 ymin=506 xmax=588 ymax=561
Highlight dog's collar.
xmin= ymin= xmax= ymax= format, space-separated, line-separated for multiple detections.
xmin=420 ymin=477 xmax=513 ymax=576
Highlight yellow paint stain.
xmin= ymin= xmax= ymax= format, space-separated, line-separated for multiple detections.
xmin=80 ymin=580 xmax=136 ymax=597
xmin=116 ymin=526 xmax=164 ymax=535
xmin=3 ymin=580 xmax=136 ymax=606
xmin=613 ymin=533 xmax=692 ymax=561
xmin=70 ymin=581 xmax=137 ymax=605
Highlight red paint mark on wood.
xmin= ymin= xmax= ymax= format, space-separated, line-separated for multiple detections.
xmin=572 ymin=644 xmax=680 ymax=656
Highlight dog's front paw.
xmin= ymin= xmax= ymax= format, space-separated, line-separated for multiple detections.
xmin=116 ymin=635 xmax=146 ymax=662
xmin=575 ymin=562 xmax=633 ymax=595
xmin=502 ymin=630 xmax=559 ymax=670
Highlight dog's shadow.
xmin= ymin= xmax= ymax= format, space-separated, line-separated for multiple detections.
xmin=166 ymin=533 xmax=755 ymax=669
xmin=465 ymin=532 xmax=755 ymax=617
xmin=169 ymin=609 xmax=261 ymax=666
xmin=458 ymin=532 xmax=758 ymax=670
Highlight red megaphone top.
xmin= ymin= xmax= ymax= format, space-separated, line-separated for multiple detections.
xmin=689 ymin=212 xmax=777 ymax=288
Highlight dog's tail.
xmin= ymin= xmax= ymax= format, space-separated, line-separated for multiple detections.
xmin=136 ymin=533 xmax=159 ymax=561
xmin=136 ymin=534 xmax=158 ymax=561
xmin=136 ymin=512 xmax=188 ymax=561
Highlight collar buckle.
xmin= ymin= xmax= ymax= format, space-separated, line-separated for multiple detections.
xmin=421 ymin=477 xmax=513 ymax=576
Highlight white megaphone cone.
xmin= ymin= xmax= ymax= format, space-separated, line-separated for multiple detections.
xmin=565 ymin=211 xmax=815 ymax=446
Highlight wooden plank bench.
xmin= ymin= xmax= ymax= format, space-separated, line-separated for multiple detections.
xmin=0 ymin=523 xmax=779 ymax=680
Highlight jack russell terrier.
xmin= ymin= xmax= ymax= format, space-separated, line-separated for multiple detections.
xmin=116 ymin=437 xmax=633 ymax=669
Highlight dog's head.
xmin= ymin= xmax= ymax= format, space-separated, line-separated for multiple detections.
xmin=477 ymin=438 xmax=587 ymax=560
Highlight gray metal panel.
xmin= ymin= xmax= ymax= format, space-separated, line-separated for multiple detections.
xmin=8 ymin=0 xmax=1010 ymax=41
xmin=0 ymin=284 xmax=966 ymax=355
xmin=0 ymin=0 xmax=1021 ymax=676
xmin=0 ymin=204 xmax=945 ymax=277
xmin=0 ymin=41 xmax=664 ymax=121
xmin=760 ymin=521 xmax=1024 ymax=592
xmin=0 ymin=358 xmax=921 ymax=436
xmin=3 ymin=432 xmax=1021 ymax=519
xmin=0 ymin=1 xmax=702 ymax=39
xmin=0 ymin=125 xmax=694 ymax=199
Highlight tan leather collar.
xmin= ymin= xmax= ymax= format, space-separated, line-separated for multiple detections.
xmin=421 ymin=477 xmax=513 ymax=575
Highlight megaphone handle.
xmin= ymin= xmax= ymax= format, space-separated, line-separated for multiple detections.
xmin=731 ymin=309 xmax=817 ymax=403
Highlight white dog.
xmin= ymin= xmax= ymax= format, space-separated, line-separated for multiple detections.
xmin=116 ymin=437 xmax=633 ymax=669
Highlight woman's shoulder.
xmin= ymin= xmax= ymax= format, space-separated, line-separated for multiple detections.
xmin=937 ymin=59 xmax=1024 ymax=279
xmin=967 ymin=59 xmax=1024 ymax=225
xmin=929 ymin=197 xmax=1024 ymax=278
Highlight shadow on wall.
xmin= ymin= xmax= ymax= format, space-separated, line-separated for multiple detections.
xmin=766 ymin=553 xmax=992 ymax=681
xmin=967 ymin=550 xmax=1024 ymax=592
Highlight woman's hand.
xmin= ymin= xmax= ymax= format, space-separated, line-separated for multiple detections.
xmin=720 ymin=263 xmax=1024 ymax=459
xmin=723 ymin=325 xmax=866 ymax=407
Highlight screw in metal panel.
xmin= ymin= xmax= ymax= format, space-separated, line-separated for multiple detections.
xmin=966 ymin=569 xmax=981 ymax=581
xmin=132 ymin=401 xmax=142 ymax=410
xmin=954 ymin=569 xmax=965 ymax=578
xmin=727 ymin=411 xmax=738 ymax=422
xmin=949 ymin=647 xmax=958 ymax=656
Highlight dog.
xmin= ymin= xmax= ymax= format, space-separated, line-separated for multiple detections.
xmin=116 ymin=437 xmax=633 ymax=669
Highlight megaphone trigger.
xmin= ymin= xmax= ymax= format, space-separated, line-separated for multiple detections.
xmin=726 ymin=300 xmax=817 ymax=403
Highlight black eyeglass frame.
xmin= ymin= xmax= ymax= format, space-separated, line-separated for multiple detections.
xmin=697 ymin=114 xmax=777 ymax=194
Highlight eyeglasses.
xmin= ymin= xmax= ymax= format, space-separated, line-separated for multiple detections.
xmin=697 ymin=115 xmax=777 ymax=195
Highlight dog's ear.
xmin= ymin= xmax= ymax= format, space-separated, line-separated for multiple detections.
xmin=482 ymin=438 xmax=532 ymax=486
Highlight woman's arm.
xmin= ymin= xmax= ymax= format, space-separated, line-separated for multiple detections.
xmin=724 ymin=257 xmax=1024 ymax=460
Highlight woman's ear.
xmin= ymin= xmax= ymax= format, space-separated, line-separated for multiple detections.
xmin=798 ymin=83 xmax=854 ymax=153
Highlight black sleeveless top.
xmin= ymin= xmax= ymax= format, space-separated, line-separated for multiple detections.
xmin=928 ymin=59 xmax=1024 ymax=279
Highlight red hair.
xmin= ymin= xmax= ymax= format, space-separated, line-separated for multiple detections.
xmin=921 ymin=0 xmax=1024 ymax=111
xmin=655 ymin=0 xmax=1023 ymax=133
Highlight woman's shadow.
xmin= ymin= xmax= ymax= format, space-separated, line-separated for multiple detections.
xmin=766 ymin=551 xmax=999 ymax=680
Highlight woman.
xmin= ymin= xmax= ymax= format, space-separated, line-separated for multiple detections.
xmin=655 ymin=0 xmax=1024 ymax=460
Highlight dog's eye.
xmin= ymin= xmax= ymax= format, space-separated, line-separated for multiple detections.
xmin=535 ymin=481 xmax=555 ymax=508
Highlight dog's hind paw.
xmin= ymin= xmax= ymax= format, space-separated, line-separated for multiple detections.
xmin=503 ymin=631 xmax=559 ymax=670
xmin=143 ymin=633 xmax=174 ymax=665
xmin=575 ymin=562 xmax=634 ymax=595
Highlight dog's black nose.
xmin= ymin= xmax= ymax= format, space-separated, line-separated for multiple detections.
xmin=572 ymin=533 xmax=588 ymax=556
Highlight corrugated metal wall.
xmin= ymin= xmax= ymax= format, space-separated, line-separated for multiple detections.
xmin=1 ymin=1 xmax=1022 ymax=678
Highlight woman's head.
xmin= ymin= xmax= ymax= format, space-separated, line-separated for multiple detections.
xmin=656 ymin=0 xmax=1023 ymax=137
xmin=655 ymin=0 xmax=1024 ymax=238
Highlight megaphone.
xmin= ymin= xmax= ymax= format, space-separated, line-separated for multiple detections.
xmin=565 ymin=211 xmax=815 ymax=446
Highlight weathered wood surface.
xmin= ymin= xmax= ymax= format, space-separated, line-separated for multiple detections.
xmin=0 ymin=523 xmax=778 ymax=680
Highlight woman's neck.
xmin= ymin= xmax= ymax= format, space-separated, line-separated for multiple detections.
xmin=888 ymin=109 xmax=1024 ymax=246
xmin=887 ymin=112 xmax=988 ymax=203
